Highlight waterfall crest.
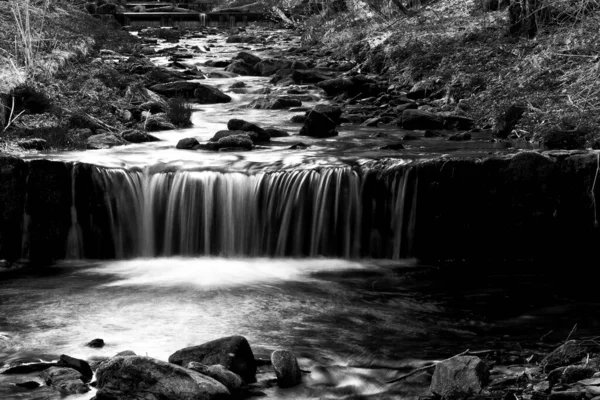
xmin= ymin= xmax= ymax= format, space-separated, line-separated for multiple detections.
xmin=91 ymin=165 xmax=417 ymax=259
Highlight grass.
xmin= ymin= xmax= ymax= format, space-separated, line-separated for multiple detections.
xmin=167 ymin=97 xmax=194 ymax=127
xmin=301 ymin=0 xmax=600 ymax=146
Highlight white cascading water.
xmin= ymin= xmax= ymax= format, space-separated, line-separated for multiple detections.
xmin=91 ymin=166 xmax=416 ymax=259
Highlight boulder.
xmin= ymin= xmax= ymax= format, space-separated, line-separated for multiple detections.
xmin=311 ymin=104 xmax=342 ymax=124
xmin=40 ymin=367 xmax=89 ymax=394
xmin=194 ymin=85 xmax=232 ymax=104
xmin=187 ymin=362 xmax=243 ymax=396
xmin=144 ymin=114 xmax=177 ymax=132
xmin=233 ymin=52 xmax=261 ymax=67
xmin=230 ymin=81 xmax=246 ymax=89
xmin=255 ymin=59 xmax=291 ymax=76
xmin=317 ymin=77 xmax=354 ymax=96
xmin=291 ymin=69 xmax=336 ymax=84
xmin=226 ymin=35 xmax=258 ymax=43
xmin=2 ymin=362 xmax=56 ymax=374
xmin=248 ymin=97 xmax=302 ymax=110
xmin=115 ymin=350 xmax=137 ymax=357
xmin=15 ymin=381 xmax=40 ymax=389
xmin=217 ymin=134 xmax=253 ymax=150
xmin=401 ymin=109 xmax=444 ymax=130
xmin=271 ymin=350 xmax=302 ymax=388
xmin=493 ymin=103 xmax=526 ymax=138
xmin=291 ymin=115 xmax=306 ymax=123
xmin=121 ymin=129 xmax=160 ymax=143
xmin=430 ymin=356 xmax=489 ymax=399
xmin=299 ymin=111 xmax=338 ymax=138
xmin=227 ymin=119 xmax=270 ymax=142
xmin=87 ymin=338 xmax=105 ymax=348
xmin=168 ymin=335 xmax=257 ymax=383
xmin=95 ymin=356 xmax=229 ymax=400
xmin=149 ymin=81 xmax=202 ymax=98
xmin=225 ymin=60 xmax=257 ymax=76
xmin=177 ymin=137 xmax=200 ymax=149
xmin=57 ymin=354 xmax=93 ymax=382
xmin=447 ymin=132 xmax=472 ymax=141
xmin=86 ymin=133 xmax=126 ymax=150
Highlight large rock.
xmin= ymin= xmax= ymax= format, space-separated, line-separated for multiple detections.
xmin=271 ymin=350 xmax=302 ymax=388
xmin=311 ymin=104 xmax=342 ymax=124
xmin=40 ymin=367 xmax=90 ymax=394
xmin=144 ymin=114 xmax=177 ymax=132
xmin=291 ymin=69 xmax=336 ymax=84
xmin=232 ymin=52 xmax=261 ymax=67
xmin=177 ymin=137 xmax=199 ymax=149
xmin=247 ymin=97 xmax=301 ymax=110
xmin=149 ymin=81 xmax=202 ymax=98
xmin=317 ymin=77 xmax=354 ymax=96
xmin=86 ymin=133 xmax=127 ymax=150
xmin=187 ymin=362 xmax=243 ymax=396
xmin=401 ymin=109 xmax=444 ymax=130
xmin=121 ymin=129 xmax=160 ymax=143
xmin=299 ymin=110 xmax=338 ymax=138
xmin=225 ymin=60 xmax=257 ymax=76
xmin=57 ymin=354 xmax=93 ymax=382
xmin=217 ymin=134 xmax=253 ymax=150
xmin=95 ymin=356 xmax=229 ymax=400
xmin=226 ymin=35 xmax=258 ymax=43
xmin=430 ymin=356 xmax=489 ymax=399
xmin=227 ymin=119 xmax=270 ymax=142
xmin=255 ymin=59 xmax=291 ymax=76
xmin=169 ymin=336 xmax=257 ymax=383
xmin=194 ymin=85 xmax=231 ymax=104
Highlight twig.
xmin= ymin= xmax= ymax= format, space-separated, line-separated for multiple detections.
xmin=387 ymin=349 xmax=470 ymax=384
xmin=540 ymin=330 xmax=554 ymax=341
xmin=566 ymin=324 xmax=578 ymax=342
xmin=2 ymin=110 xmax=25 ymax=133
xmin=592 ymin=153 xmax=599 ymax=229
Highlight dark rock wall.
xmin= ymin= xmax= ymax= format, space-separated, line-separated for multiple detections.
xmin=0 ymin=152 xmax=598 ymax=264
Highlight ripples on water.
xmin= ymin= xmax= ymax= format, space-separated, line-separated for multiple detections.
xmin=2 ymin=258 xmax=600 ymax=400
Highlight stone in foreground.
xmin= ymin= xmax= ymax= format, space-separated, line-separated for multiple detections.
xmin=430 ymin=356 xmax=489 ymax=399
xmin=187 ymin=362 xmax=243 ymax=396
xmin=95 ymin=356 xmax=229 ymax=400
xmin=40 ymin=366 xmax=89 ymax=394
xmin=271 ymin=350 xmax=302 ymax=388
xmin=169 ymin=335 xmax=257 ymax=383
xmin=57 ymin=354 xmax=93 ymax=382
xmin=299 ymin=110 xmax=338 ymax=138
xmin=227 ymin=119 xmax=270 ymax=142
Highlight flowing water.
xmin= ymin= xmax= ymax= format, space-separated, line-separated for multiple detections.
xmin=0 ymin=27 xmax=579 ymax=400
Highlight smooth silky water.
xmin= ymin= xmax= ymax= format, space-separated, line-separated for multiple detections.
xmin=0 ymin=28 xmax=572 ymax=399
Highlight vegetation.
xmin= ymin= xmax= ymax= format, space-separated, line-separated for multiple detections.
xmin=294 ymin=0 xmax=600 ymax=146
xmin=167 ymin=97 xmax=194 ymax=127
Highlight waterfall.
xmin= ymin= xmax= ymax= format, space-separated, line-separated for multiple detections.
xmin=90 ymin=165 xmax=417 ymax=259
xmin=66 ymin=165 xmax=84 ymax=259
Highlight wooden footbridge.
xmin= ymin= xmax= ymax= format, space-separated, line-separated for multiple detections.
xmin=116 ymin=0 xmax=268 ymax=28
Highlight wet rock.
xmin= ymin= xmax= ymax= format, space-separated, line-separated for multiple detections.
xmin=543 ymin=341 xmax=587 ymax=369
xmin=225 ymin=60 xmax=258 ymax=76
xmin=15 ymin=381 xmax=40 ymax=389
xmin=187 ymin=362 xmax=244 ymax=396
xmin=291 ymin=115 xmax=306 ymax=123
xmin=448 ymin=132 xmax=472 ymax=141
xmin=149 ymin=81 xmax=202 ymax=98
xmin=86 ymin=338 xmax=105 ymax=348
xmin=115 ymin=350 xmax=137 ymax=357
xmin=292 ymin=69 xmax=336 ymax=84
xmin=493 ymin=103 xmax=526 ymax=138
xmin=177 ymin=137 xmax=200 ymax=149
xmin=560 ymin=365 xmax=596 ymax=384
xmin=227 ymin=119 xmax=270 ymax=142
xmin=194 ymin=84 xmax=232 ymax=104
xmin=289 ymin=142 xmax=309 ymax=149
xmin=430 ymin=356 xmax=489 ymax=399
xmin=402 ymin=134 xmax=419 ymax=140
xmin=395 ymin=102 xmax=419 ymax=113
xmin=217 ymin=134 xmax=253 ymax=150
xmin=271 ymin=350 xmax=302 ymax=388
xmin=317 ymin=77 xmax=354 ymax=96
xmin=96 ymin=356 xmax=229 ymax=400
xmin=86 ymin=133 xmax=126 ymax=150
xmin=255 ymin=59 xmax=291 ymax=76
xmin=168 ymin=335 xmax=257 ymax=383
xmin=40 ymin=367 xmax=90 ymax=394
xmin=144 ymin=114 xmax=177 ymax=132
xmin=204 ymin=59 xmax=230 ymax=68
xmin=248 ymin=97 xmax=302 ymax=110
xmin=121 ymin=129 xmax=160 ymax=143
xmin=18 ymin=138 xmax=47 ymax=151
xmin=548 ymin=390 xmax=585 ymax=400
xmin=312 ymin=104 xmax=342 ymax=124
xmin=265 ymin=128 xmax=289 ymax=137
xmin=424 ymin=130 xmax=444 ymax=138
xmin=230 ymin=81 xmax=246 ymax=89
xmin=57 ymin=354 xmax=93 ymax=382
xmin=401 ymin=109 xmax=444 ymax=130
xmin=2 ymin=362 xmax=56 ymax=374
xmin=233 ymin=51 xmax=261 ymax=67
xmin=540 ymin=130 xmax=586 ymax=150
xmin=442 ymin=113 xmax=475 ymax=130
xmin=299 ymin=110 xmax=338 ymax=138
